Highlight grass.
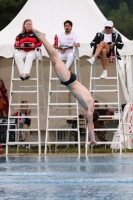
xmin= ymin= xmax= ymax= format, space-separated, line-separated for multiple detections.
xmin=1 ymin=145 xmax=133 ymax=155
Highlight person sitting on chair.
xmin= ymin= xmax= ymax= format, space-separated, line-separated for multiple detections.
xmin=57 ymin=20 xmax=80 ymax=69
xmin=87 ymin=20 xmax=124 ymax=79
xmin=14 ymin=19 xmax=42 ymax=81
xmin=32 ymin=29 xmax=97 ymax=146
xmin=13 ymin=101 xmax=31 ymax=148
xmin=94 ymin=100 xmax=114 ymax=145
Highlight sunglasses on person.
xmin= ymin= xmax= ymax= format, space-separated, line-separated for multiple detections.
xmin=105 ymin=26 xmax=111 ymax=29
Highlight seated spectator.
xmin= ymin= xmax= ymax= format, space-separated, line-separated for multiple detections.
xmin=87 ymin=20 xmax=124 ymax=79
xmin=94 ymin=100 xmax=114 ymax=146
xmin=13 ymin=101 xmax=31 ymax=148
xmin=14 ymin=19 xmax=42 ymax=81
xmin=57 ymin=20 xmax=80 ymax=69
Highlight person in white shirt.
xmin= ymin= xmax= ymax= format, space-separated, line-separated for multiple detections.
xmin=57 ymin=20 xmax=80 ymax=69
xmin=87 ymin=21 xmax=124 ymax=79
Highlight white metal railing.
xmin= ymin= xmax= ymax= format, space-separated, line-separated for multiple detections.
xmin=45 ymin=47 xmax=81 ymax=155
xmin=86 ymin=49 xmax=124 ymax=155
xmin=6 ymin=48 xmax=46 ymax=155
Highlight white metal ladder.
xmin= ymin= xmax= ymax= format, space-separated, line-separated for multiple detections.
xmin=6 ymin=48 xmax=46 ymax=156
xmin=86 ymin=55 xmax=125 ymax=155
xmin=45 ymin=47 xmax=81 ymax=156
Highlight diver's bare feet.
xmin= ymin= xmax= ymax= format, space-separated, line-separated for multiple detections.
xmin=89 ymin=141 xmax=97 ymax=147
xmin=32 ymin=28 xmax=45 ymax=40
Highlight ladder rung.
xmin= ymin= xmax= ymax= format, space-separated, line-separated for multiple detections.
xmin=20 ymin=86 xmax=44 ymax=88
xmin=50 ymin=107 xmax=77 ymax=110
xmin=47 ymin=129 xmax=78 ymax=131
xmin=0 ymin=124 xmax=16 ymax=126
xmin=99 ymin=115 xmax=120 ymax=118
xmin=10 ymin=103 xmax=38 ymax=106
xmin=10 ymin=107 xmax=43 ymax=110
xmin=46 ymin=142 xmax=79 ymax=144
xmin=12 ymin=78 xmax=37 ymax=81
xmin=11 ymin=91 xmax=37 ymax=93
xmin=6 ymin=142 xmax=39 ymax=145
xmin=8 ymin=129 xmax=39 ymax=131
xmin=96 ymin=107 xmax=118 ymax=109
xmin=91 ymin=90 xmax=118 ymax=92
xmin=48 ymin=116 xmax=77 ymax=118
xmin=50 ymin=90 xmax=70 ymax=93
xmin=94 ymin=128 xmax=119 ymax=131
xmin=95 ymin=85 xmax=117 ymax=87
xmin=20 ymin=86 xmax=37 ymax=88
xmin=9 ymin=116 xmax=39 ymax=118
xmin=91 ymin=77 xmax=117 ymax=80
xmin=50 ymin=78 xmax=59 ymax=80
xmin=94 ymin=102 xmax=118 ymax=105
xmin=89 ymin=141 xmax=121 ymax=144
xmin=49 ymin=103 xmax=77 ymax=106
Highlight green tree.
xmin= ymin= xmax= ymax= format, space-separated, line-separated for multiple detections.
xmin=94 ymin=0 xmax=133 ymax=16
xmin=0 ymin=0 xmax=27 ymax=31
xmin=108 ymin=2 xmax=133 ymax=39
xmin=94 ymin=0 xmax=133 ymax=39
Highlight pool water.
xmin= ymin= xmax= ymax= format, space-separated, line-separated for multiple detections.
xmin=0 ymin=156 xmax=133 ymax=200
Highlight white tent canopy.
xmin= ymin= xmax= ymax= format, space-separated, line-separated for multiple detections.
xmin=0 ymin=0 xmax=129 ymax=58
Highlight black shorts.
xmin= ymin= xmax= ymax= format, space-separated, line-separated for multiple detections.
xmin=61 ymin=72 xmax=76 ymax=86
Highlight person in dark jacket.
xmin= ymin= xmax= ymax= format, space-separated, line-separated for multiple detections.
xmin=14 ymin=19 xmax=42 ymax=81
xmin=87 ymin=21 xmax=124 ymax=79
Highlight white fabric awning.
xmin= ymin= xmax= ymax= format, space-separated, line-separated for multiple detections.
xmin=0 ymin=0 xmax=129 ymax=58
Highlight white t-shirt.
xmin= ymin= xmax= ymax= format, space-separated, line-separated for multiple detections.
xmin=104 ymin=33 xmax=112 ymax=43
xmin=58 ymin=32 xmax=79 ymax=47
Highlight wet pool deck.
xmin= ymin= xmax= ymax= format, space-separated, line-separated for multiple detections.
xmin=1 ymin=152 xmax=133 ymax=157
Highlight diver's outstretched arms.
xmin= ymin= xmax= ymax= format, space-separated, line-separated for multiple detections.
xmin=89 ymin=141 xmax=97 ymax=147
